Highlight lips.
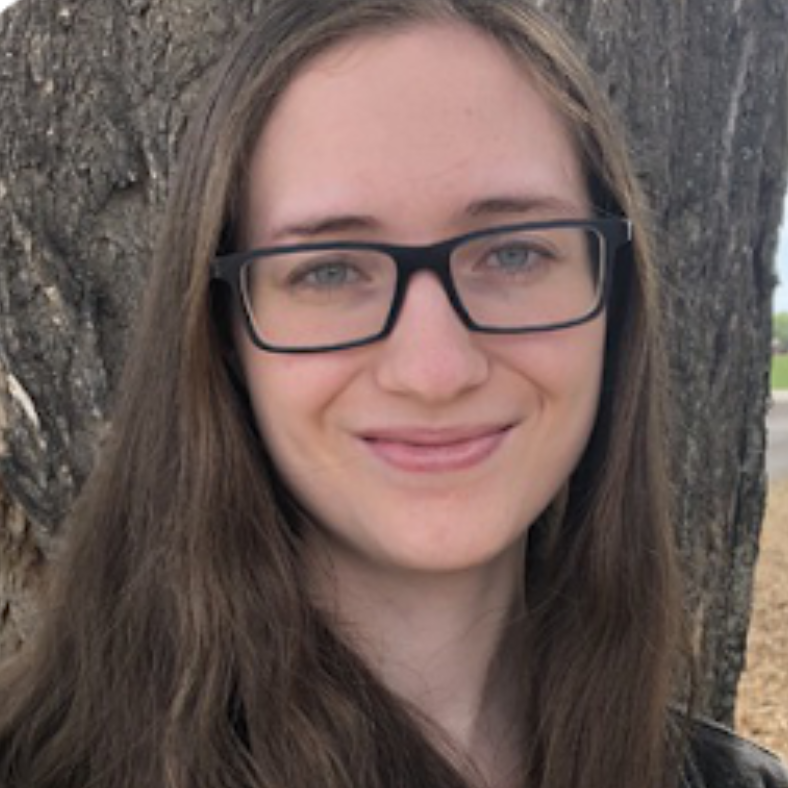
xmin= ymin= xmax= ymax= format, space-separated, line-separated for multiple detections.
xmin=360 ymin=425 xmax=512 ymax=473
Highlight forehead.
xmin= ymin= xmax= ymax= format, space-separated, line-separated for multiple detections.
xmin=244 ymin=22 xmax=587 ymax=244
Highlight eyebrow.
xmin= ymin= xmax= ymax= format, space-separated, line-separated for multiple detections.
xmin=267 ymin=193 xmax=587 ymax=243
xmin=464 ymin=194 xmax=588 ymax=219
xmin=268 ymin=214 xmax=381 ymax=243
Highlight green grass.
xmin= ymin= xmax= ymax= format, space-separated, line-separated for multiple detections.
xmin=772 ymin=354 xmax=788 ymax=390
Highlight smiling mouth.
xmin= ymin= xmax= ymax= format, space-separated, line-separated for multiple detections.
xmin=361 ymin=426 xmax=512 ymax=473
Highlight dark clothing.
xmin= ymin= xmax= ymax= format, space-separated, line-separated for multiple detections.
xmin=685 ymin=718 xmax=788 ymax=788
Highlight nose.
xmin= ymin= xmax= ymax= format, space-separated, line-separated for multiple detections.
xmin=373 ymin=271 xmax=490 ymax=402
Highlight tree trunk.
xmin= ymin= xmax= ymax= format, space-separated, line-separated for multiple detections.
xmin=550 ymin=0 xmax=788 ymax=723
xmin=1 ymin=0 xmax=787 ymax=725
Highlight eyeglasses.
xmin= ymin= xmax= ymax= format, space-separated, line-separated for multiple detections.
xmin=211 ymin=217 xmax=632 ymax=353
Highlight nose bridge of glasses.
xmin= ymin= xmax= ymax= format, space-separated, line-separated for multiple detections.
xmin=389 ymin=238 xmax=470 ymax=325
xmin=392 ymin=237 xmax=454 ymax=276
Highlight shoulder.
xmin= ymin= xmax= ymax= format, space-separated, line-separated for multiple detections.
xmin=682 ymin=717 xmax=788 ymax=788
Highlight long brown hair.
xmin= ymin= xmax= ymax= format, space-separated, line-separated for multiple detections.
xmin=0 ymin=2 xmax=687 ymax=787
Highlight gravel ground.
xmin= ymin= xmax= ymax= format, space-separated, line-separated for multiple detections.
xmin=736 ymin=479 xmax=788 ymax=760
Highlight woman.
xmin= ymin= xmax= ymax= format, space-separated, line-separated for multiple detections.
xmin=0 ymin=1 xmax=785 ymax=787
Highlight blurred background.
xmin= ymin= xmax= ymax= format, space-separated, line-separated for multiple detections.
xmin=775 ymin=199 xmax=788 ymax=314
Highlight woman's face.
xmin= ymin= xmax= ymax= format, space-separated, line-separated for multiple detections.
xmin=236 ymin=23 xmax=606 ymax=583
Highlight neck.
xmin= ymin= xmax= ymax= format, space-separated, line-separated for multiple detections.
xmin=305 ymin=539 xmax=526 ymax=784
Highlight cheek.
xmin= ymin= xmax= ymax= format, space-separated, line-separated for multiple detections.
xmin=557 ymin=327 xmax=606 ymax=405
xmin=240 ymin=356 xmax=306 ymax=438
xmin=236 ymin=338 xmax=359 ymax=460
xmin=513 ymin=324 xmax=607 ymax=498
xmin=238 ymin=359 xmax=321 ymax=491
xmin=554 ymin=326 xmax=606 ymax=427
xmin=506 ymin=321 xmax=607 ymax=476
xmin=498 ymin=317 xmax=606 ymax=401
xmin=553 ymin=322 xmax=607 ymax=450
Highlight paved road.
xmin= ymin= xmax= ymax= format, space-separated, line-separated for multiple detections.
xmin=767 ymin=396 xmax=788 ymax=481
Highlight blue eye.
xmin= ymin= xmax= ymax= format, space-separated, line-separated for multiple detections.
xmin=492 ymin=246 xmax=534 ymax=272
xmin=289 ymin=259 xmax=364 ymax=290
xmin=482 ymin=243 xmax=551 ymax=278
xmin=305 ymin=263 xmax=357 ymax=287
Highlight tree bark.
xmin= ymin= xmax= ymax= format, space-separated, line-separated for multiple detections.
xmin=550 ymin=0 xmax=788 ymax=723
xmin=1 ymin=0 xmax=787 ymax=724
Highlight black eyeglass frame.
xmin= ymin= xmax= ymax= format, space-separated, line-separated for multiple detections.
xmin=211 ymin=217 xmax=632 ymax=354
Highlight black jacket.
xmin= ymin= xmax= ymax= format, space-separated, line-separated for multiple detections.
xmin=685 ymin=718 xmax=788 ymax=788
